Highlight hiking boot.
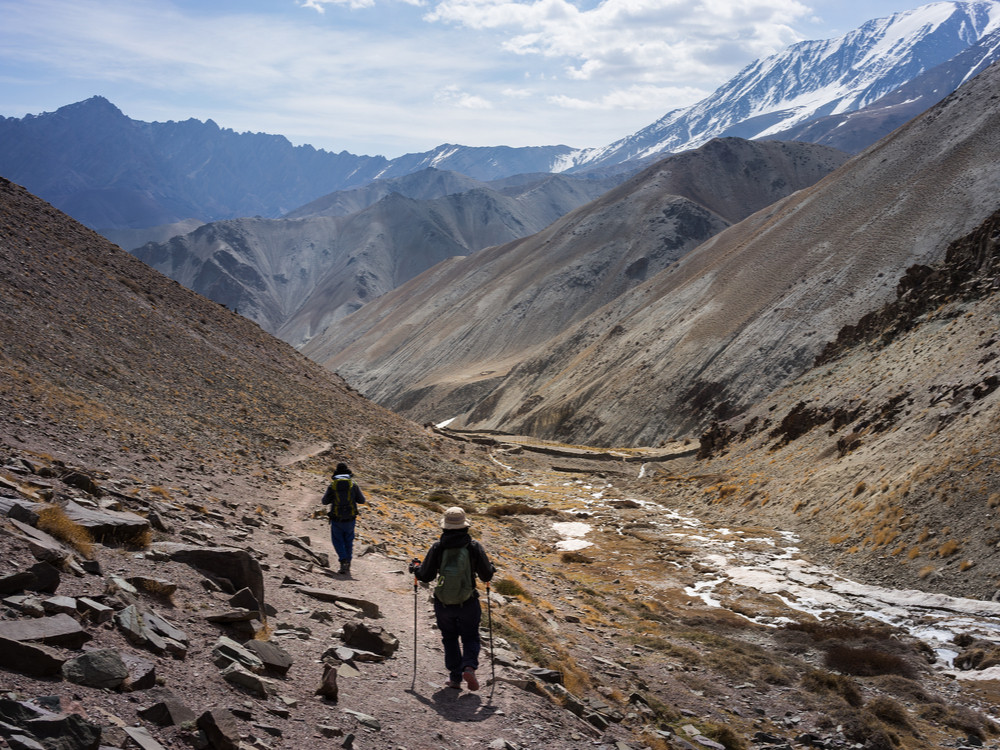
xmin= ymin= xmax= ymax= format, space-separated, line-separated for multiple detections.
xmin=462 ymin=667 xmax=479 ymax=691
xmin=444 ymin=679 xmax=462 ymax=690
xmin=338 ymin=561 xmax=349 ymax=575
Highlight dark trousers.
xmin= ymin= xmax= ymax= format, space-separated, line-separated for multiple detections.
xmin=329 ymin=519 xmax=356 ymax=562
xmin=433 ymin=595 xmax=481 ymax=681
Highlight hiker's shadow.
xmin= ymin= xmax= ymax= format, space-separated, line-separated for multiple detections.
xmin=406 ymin=685 xmax=499 ymax=723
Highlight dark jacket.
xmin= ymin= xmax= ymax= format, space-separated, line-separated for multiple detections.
xmin=413 ymin=529 xmax=495 ymax=595
xmin=321 ymin=473 xmax=366 ymax=521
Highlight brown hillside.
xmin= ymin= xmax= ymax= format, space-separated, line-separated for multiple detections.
xmin=308 ymin=138 xmax=848 ymax=425
xmin=690 ymin=205 xmax=1000 ymax=600
xmin=0 ymin=176 xmax=453 ymax=484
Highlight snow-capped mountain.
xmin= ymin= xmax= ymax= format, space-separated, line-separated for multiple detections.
xmin=564 ymin=0 xmax=1000 ymax=171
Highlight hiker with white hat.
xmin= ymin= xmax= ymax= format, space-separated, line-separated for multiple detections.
xmin=410 ymin=506 xmax=495 ymax=690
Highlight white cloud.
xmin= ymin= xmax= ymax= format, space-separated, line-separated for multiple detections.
xmin=550 ymin=83 xmax=708 ymax=110
xmin=435 ymin=85 xmax=494 ymax=109
xmin=301 ymin=0 xmax=423 ymax=9
xmin=426 ymin=0 xmax=810 ymax=86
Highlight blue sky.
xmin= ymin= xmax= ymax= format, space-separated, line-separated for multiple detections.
xmin=0 ymin=0 xmax=942 ymax=157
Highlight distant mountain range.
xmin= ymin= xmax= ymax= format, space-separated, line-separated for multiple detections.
xmin=1 ymin=1 xmax=998 ymax=233
xmin=132 ymin=168 xmax=626 ymax=345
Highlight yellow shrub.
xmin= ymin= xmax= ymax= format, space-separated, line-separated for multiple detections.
xmin=37 ymin=504 xmax=95 ymax=559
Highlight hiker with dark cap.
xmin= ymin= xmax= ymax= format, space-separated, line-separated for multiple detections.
xmin=321 ymin=462 xmax=366 ymax=575
xmin=409 ymin=506 xmax=495 ymax=691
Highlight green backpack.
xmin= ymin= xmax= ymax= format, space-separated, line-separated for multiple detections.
xmin=329 ymin=478 xmax=358 ymax=521
xmin=435 ymin=545 xmax=475 ymax=605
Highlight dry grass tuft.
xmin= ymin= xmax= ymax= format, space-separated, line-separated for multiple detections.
xmin=823 ymin=644 xmax=916 ymax=678
xmin=37 ymin=504 xmax=95 ymax=559
xmin=937 ymin=539 xmax=961 ymax=557
xmin=917 ymin=702 xmax=998 ymax=740
xmin=491 ymin=576 xmax=530 ymax=599
xmin=485 ymin=502 xmax=556 ymax=518
xmin=560 ymin=550 xmax=593 ymax=564
xmin=866 ymin=696 xmax=912 ymax=728
xmin=801 ymin=669 xmax=863 ymax=707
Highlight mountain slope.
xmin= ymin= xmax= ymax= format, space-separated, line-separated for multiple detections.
xmin=305 ymin=138 xmax=849 ymax=419
xmin=0 ymin=177 xmax=463 ymax=482
xmin=765 ymin=24 xmax=1000 ymax=152
xmin=133 ymin=170 xmax=623 ymax=345
xmin=568 ymin=0 xmax=1000 ymax=170
xmin=693 ymin=204 xmax=1000 ymax=600
xmin=445 ymin=60 xmax=1000 ymax=446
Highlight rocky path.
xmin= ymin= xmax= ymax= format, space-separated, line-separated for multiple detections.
xmin=272 ymin=463 xmax=618 ymax=750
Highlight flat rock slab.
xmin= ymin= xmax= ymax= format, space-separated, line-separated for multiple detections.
xmin=0 ymin=613 xmax=91 ymax=649
xmin=137 ymin=688 xmax=197 ymax=726
xmin=8 ymin=519 xmax=70 ymax=565
xmin=242 ymin=639 xmax=293 ymax=675
xmin=123 ymin=726 xmax=168 ymax=750
xmin=0 ymin=634 xmax=65 ymax=676
xmin=64 ymin=500 xmax=149 ymax=543
xmin=296 ymin=587 xmax=380 ymax=618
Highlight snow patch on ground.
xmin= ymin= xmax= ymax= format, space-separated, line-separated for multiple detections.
xmin=553 ymin=521 xmax=593 ymax=551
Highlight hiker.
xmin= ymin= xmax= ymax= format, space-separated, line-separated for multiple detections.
xmin=321 ymin=462 xmax=366 ymax=575
xmin=409 ymin=506 xmax=495 ymax=691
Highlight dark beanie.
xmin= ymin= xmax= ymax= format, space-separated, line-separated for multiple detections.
xmin=334 ymin=462 xmax=351 ymax=476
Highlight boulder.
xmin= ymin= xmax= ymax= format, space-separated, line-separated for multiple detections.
xmin=340 ymin=622 xmax=398 ymax=657
xmin=155 ymin=544 xmax=264 ymax=605
xmin=228 ymin=587 xmax=262 ymax=614
xmin=60 ymin=471 xmax=102 ymax=497
xmin=196 ymin=709 xmax=241 ymax=750
xmin=41 ymin=596 xmax=77 ymax=616
xmin=212 ymin=636 xmax=265 ymax=673
xmin=137 ymin=689 xmax=197 ymax=726
xmin=296 ymin=587 xmax=380 ymax=618
xmin=0 ymin=497 xmax=43 ymax=524
xmin=62 ymin=649 xmax=129 ymax=689
xmin=77 ymin=597 xmax=114 ymax=624
xmin=0 ymin=613 xmax=91 ymax=649
xmin=63 ymin=500 xmax=148 ymax=545
xmin=0 ymin=571 xmax=37 ymax=597
xmin=23 ymin=711 xmax=101 ymax=750
xmin=143 ymin=609 xmax=189 ymax=646
xmin=26 ymin=562 xmax=61 ymax=594
xmin=242 ymin=639 xmax=293 ymax=676
xmin=9 ymin=519 xmax=71 ymax=565
xmin=220 ymin=663 xmax=277 ymax=698
xmin=0 ymin=635 xmax=65 ymax=676
xmin=315 ymin=664 xmax=338 ymax=702
xmin=121 ymin=652 xmax=157 ymax=690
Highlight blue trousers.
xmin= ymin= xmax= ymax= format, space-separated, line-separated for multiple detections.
xmin=434 ymin=595 xmax=481 ymax=681
xmin=329 ymin=520 xmax=356 ymax=563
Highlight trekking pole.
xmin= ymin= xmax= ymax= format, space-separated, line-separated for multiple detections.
xmin=411 ymin=567 xmax=419 ymax=690
xmin=486 ymin=581 xmax=496 ymax=699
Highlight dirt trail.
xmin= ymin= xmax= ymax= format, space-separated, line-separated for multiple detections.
xmin=272 ymin=464 xmax=601 ymax=750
